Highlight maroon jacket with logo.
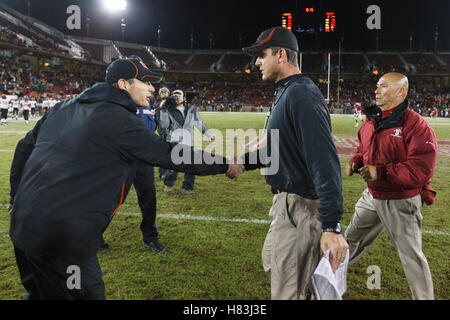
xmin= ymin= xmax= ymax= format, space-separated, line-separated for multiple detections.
xmin=350 ymin=100 xmax=438 ymax=203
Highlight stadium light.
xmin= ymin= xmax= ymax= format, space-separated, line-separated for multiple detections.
xmin=102 ymin=0 xmax=127 ymax=12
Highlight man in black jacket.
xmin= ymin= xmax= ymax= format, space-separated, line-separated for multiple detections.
xmin=8 ymin=57 xmax=231 ymax=300
xmin=229 ymin=27 xmax=348 ymax=299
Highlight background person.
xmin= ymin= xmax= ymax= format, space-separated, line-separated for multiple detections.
xmin=345 ymin=72 xmax=438 ymax=300
xmin=158 ymin=89 xmax=214 ymax=196
xmin=155 ymin=86 xmax=170 ymax=181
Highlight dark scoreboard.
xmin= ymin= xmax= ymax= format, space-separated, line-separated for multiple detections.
xmin=281 ymin=7 xmax=336 ymax=34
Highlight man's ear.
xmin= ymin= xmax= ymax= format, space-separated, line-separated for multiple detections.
xmin=397 ymin=86 xmax=407 ymax=98
xmin=117 ymin=79 xmax=128 ymax=91
xmin=278 ymin=48 xmax=287 ymax=64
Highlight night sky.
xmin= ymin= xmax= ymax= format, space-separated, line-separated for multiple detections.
xmin=1 ymin=0 xmax=449 ymax=52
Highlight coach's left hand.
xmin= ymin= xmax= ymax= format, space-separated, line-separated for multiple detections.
xmin=320 ymin=233 xmax=349 ymax=272
xmin=358 ymin=165 xmax=378 ymax=182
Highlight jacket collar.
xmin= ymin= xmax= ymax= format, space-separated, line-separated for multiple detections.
xmin=275 ymin=73 xmax=302 ymax=89
xmin=76 ymin=83 xmax=138 ymax=113
xmin=364 ymin=99 xmax=409 ymax=130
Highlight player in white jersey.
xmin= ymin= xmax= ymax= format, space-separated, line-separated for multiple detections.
xmin=42 ymin=98 xmax=51 ymax=114
xmin=51 ymin=98 xmax=59 ymax=108
xmin=12 ymin=98 xmax=20 ymax=120
xmin=1 ymin=94 xmax=10 ymax=125
xmin=353 ymin=102 xmax=363 ymax=127
xmin=30 ymin=98 xmax=37 ymax=118
xmin=21 ymin=98 xmax=31 ymax=124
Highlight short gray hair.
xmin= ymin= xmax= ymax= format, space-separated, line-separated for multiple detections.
xmin=270 ymin=46 xmax=298 ymax=67
xmin=159 ymin=87 xmax=170 ymax=95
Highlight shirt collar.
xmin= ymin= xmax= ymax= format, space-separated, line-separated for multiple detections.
xmin=275 ymin=74 xmax=302 ymax=89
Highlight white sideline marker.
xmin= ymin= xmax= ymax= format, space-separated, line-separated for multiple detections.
xmin=0 ymin=210 xmax=449 ymax=237
xmin=118 ymin=211 xmax=450 ymax=237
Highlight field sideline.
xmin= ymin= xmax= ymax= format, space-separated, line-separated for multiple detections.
xmin=0 ymin=113 xmax=448 ymax=300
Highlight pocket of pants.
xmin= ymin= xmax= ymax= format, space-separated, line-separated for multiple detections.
xmin=285 ymin=194 xmax=297 ymax=228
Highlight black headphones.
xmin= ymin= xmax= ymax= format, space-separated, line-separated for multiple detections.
xmin=173 ymin=90 xmax=187 ymax=104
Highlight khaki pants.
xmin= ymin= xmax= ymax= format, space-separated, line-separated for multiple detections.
xmin=345 ymin=188 xmax=434 ymax=300
xmin=262 ymin=192 xmax=322 ymax=300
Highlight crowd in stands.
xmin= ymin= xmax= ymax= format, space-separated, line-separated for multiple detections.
xmin=0 ymin=23 xmax=81 ymax=57
xmin=0 ymin=25 xmax=29 ymax=48
xmin=0 ymin=52 xmax=104 ymax=100
xmin=1 ymin=49 xmax=448 ymax=118
xmin=326 ymin=79 xmax=449 ymax=118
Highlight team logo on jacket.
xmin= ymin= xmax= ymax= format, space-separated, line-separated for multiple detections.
xmin=390 ymin=128 xmax=402 ymax=138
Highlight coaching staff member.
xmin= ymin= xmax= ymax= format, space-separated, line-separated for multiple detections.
xmin=233 ymin=27 xmax=348 ymax=300
xmin=345 ymin=72 xmax=437 ymax=300
xmin=8 ymin=57 xmax=230 ymax=300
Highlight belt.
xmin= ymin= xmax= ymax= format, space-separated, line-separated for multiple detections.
xmin=271 ymin=187 xmax=282 ymax=195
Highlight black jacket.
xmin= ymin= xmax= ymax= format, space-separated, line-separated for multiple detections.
xmin=9 ymin=83 xmax=227 ymax=258
xmin=244 ymin=74 xmax=343 ymax=228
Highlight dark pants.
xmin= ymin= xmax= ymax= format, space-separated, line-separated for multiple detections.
xmin=159 ymin=167 xmax=167 ymax=181
xmin=23 ymin=110 xmax=29 ymax=121
xmin=14 ymin=246 xmax=105 ymax=300
xmin=123 ymin=163 xmax=158 ymax=242
xmin=163 ymin=169 xmax=195 ymax=190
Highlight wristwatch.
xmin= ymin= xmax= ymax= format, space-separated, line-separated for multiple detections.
xmin=322 ymin=222 xmax=342 ymax=234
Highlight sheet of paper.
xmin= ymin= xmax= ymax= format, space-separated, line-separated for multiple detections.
xmin=312 ymin=249 xmax=349 ymax=300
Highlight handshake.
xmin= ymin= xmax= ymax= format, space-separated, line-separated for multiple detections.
xmin=225 ymin=155 xmax=245 ymax=181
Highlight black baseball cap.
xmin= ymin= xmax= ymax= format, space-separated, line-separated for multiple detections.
xmin=242 ymin=27 xmax=299 ymax=54
xmin=105 ymin=57 xmax=162 ymax=84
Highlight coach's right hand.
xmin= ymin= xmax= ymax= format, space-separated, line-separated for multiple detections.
xmin=7 ymin=203 xmax=12 ymax=215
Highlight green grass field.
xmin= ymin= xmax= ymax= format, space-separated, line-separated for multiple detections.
xmin=0 ymin=113 xmax=449 ymax=300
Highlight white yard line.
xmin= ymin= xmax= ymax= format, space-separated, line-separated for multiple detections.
xmin=0 ymin=131 xmax=28 ymax=134
xmin=117 ymin=211 xmax=450 ymax=237
xmin=1 ymin=209 xmax=449 ymax=237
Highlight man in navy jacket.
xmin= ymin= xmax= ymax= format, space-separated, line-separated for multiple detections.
xmin=8 ymin=57 xmax=230 ymax=299
xmin=100 ymin=56 xmax=164 ymax=253
xmin=230 ymin=26 xmax=348 ymax=300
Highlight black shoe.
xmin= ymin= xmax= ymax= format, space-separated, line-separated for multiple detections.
xmin=143 ymin=239 xmax=165 ymax=253
xmin=98 ymin=239 xmax=110 ymax=251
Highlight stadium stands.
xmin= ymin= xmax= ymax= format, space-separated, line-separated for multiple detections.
xmin=219 ymin=53 xmax=253 ymax=72
xmin=76 ymin=41 xmax=104 ymax=62
xmin=366 ymin=53 xmax=407 ymax=73
xmin=300 ymin=53 xmax=326 ymax=73
xmin=150 ymin=49 xmax=192 ymax=71
xmin=0 ymin=2 xmax=447 ymax=117
xmin=402 ymin=53 xmax=444 ymax=73
xmin=330 ymin=53 xmax=367 ymax=73
xmin=184 ymin=53 xmax=222 ymax=72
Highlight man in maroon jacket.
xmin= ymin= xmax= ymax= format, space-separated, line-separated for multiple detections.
xmin=345 ymin=72 xmax=437 ymax=300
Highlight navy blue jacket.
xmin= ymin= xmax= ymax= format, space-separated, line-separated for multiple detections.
xmin=9 ymin=83 xmax=228 ymax=258
xmin=244 ymin=75 xmax=343 ymax=228
xmin=136 ymin=106 xmax=157 ymax=132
